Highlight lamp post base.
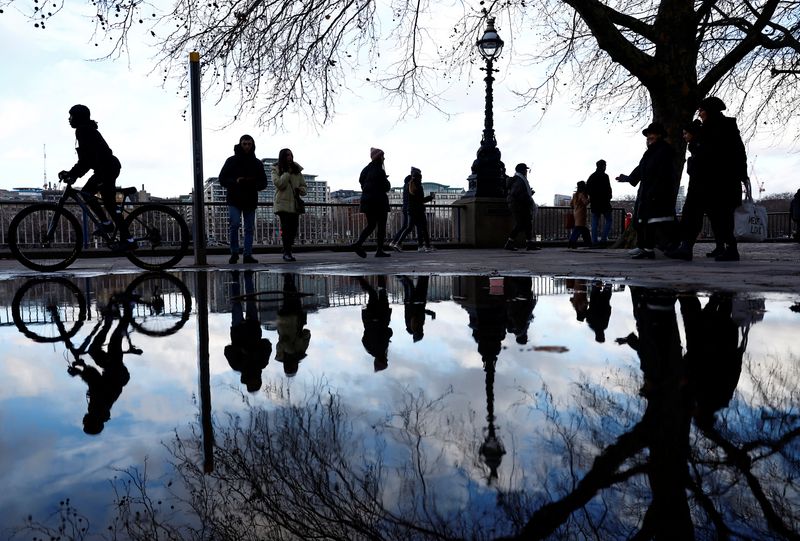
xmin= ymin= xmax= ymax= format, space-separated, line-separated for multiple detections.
xmin=455 ymin=195 xmax=513 ymax=248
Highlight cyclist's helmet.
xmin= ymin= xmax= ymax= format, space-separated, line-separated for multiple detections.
xmin=69 ymin=104 xmax=91 ymax=122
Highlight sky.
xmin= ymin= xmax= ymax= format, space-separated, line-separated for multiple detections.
xmin=1 ymin=6 xmax=798 ymax=203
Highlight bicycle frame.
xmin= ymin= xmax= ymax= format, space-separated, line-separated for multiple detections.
xmin=48 ymin=182 xmax=136 ymax=246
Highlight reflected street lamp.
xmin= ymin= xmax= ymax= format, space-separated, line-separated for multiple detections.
xmin=470 ymin=17 xmax=506 ymax=198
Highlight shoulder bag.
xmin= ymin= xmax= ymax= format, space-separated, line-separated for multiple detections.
xmin=734 ymin=178 xmax=767 ymax=242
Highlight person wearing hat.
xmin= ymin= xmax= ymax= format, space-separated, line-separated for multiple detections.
xmin=586 ymin=159 xmax=613 ymax=247
xmin=694 ymin=96 xmax=749 ymax=262
xmin=504 ymin=163 xmax=539 ymax=251
xmin=353 ymin=147 xmax=392 ymax=258
xmin=615 ymin=122 xmax=679 ymax=259
xmin=568 ymin=180 xmax=592 ymax=248
xmin=58 ymin=104 xmax=136 ymax=250
xmin=218 ymin=134 xmax=269 ymax=264
xmin=224 ymin=270 xmax=272 ymax=392
xmin=665 ymin=120 xmax=711 ymax=261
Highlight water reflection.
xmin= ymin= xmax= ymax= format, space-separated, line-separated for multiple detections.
xmin=11 ymin=273 xmax=191 ymax=435
xmin=3 ymin=271 xmax=800 ymax=540
xmin=225 ymin=270 xmax=272 ymax=391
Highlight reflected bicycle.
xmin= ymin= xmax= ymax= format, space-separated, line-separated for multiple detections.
xmin=7 ymin=177 xmax=190 ymax=272
xmin=12 ymin=272 xmax=193 ymax=342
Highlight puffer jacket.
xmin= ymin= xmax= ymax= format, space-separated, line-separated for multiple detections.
xmin=218 ymin=143 xmax=269 ymax=210
xmin=272 ymin=162 xmax=308 ymax=214
xmin=359 ymin=160 xmax=391 ymax=214
xmin=626 ymin=138 xmax=679 ymax=223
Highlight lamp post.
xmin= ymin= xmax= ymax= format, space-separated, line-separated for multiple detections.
xmin=470 ymin=17 xmax=505 ymax=198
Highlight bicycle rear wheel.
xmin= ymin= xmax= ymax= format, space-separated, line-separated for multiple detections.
xmin=124 ymin=204 xmax=190 ymax=271
xmin=12 ymin=277 xmax=87 ymax=342
xmin=125 ymin=272 xmax=192 ymax=336
xmin=8 ymin=203 xmax=83 ymax=272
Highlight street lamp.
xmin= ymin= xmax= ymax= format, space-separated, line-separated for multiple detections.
xmin=470 ymin=17 xmax=505 ymax=198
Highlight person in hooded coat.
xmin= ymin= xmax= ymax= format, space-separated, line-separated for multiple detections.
xmin=58 ymin=104 xmax=135 ymax=250
xmin=218 ymin=134 xmax=269 ymax=264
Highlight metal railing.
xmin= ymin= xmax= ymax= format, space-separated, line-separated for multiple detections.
xmin=0 ymin=199 xmax=795 ymax=251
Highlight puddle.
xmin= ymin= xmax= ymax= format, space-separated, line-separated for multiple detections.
xmin=1 ymin=271 xmax=798 ymax=539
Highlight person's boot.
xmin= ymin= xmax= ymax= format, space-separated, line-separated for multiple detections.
xmin=526 ymin=240 xmax=540 ymax=251
xmin=375 ymin=249 xmax=391 ymax=257
xmin=714 ymin=244 xmax=740 ymax=262
xmin=504 ymin=239 xmax=518 ymax=251
xmin=665 ymin=241 xmax=693 ymax=261
xmin=706 ymin=244 xmax=725 ymax=258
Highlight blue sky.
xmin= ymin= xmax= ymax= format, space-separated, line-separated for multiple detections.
xmin=1 ymin=7 xmax=797 ymax=201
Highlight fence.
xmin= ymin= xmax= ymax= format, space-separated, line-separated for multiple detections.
xmin=0 ymin=200 xmax=795 ymax=252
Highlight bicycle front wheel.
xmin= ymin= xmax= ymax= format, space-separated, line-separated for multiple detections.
xmin=12 ymin=276 xmax=87 ymax=343
xmin=125 ymin=272 xmax=192 ymax=336
xmin=124 ymin=204 xmax=190 ymax=271
xmin=8 ymin=203 xmax=83 ymax=272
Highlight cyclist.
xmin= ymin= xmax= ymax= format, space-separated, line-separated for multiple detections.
xmin=58 ymin=104 xmax=136 ymax=250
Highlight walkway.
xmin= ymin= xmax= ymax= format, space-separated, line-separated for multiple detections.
xmin=0 ymin=243 xmax=797 ymax=293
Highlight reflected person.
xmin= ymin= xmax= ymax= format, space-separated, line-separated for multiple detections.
xmin=567 ymin=278 xmax=589 ymax=323
xmin=225 ymin=270 xmax=272 ymax=392
xmin=679 ymin=292 xmax=743 ymax=429
xmin=275 ymin=274 xmax=311 ymax=377
xmin=586 ymin=281 xmax=612 ymax=343
xmin=67 ymin=295 xmax=135 ymax=435
xmin=505 ymin=277 xmax=537 ymax=345
xmin=358 ymin=276 xmax=393 ymax=372
xmin=399 ymin=275 xmax=435 ymax=343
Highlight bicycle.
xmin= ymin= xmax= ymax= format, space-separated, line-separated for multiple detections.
xmin=12 ymin=272 xmax=193 ymax=343
xmin=7 ymin=176 xmax=191 ymax=272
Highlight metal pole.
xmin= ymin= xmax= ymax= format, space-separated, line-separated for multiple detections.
xmin=195 ymin=271 xmax=214 ymax=473
xmin=482 ymin=57 xmax=495 ymax=147
xmin=189 ymin=51 xmax=207 ymax=265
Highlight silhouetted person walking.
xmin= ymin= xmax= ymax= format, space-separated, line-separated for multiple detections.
xmin=586 ymin=281 xmax=612 ymax=343
xmin=505 ymin=277 xmax=536 ymax=345
xmin=505 ymin=163 xmax=539 ymax=251
xmin=399 ymin=275 xmax=435 ymax=342
xmin=358 ymin=276 xmax=393 ymax=371
xmin=353 ymin=148 xmax=392 ymax=258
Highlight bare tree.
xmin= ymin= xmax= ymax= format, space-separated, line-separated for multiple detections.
xmin=2 ymin=0 xmax=798 ymax=148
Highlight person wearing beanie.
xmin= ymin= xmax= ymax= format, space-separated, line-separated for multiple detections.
xmin=504 ymin=163 xmax=539 ymax=251
xmin=58 ymin=104 xmax=136 ymax=250
xmin=218 ymin=134 xmax=269 ymax=264
xmin=353 ymin=147 xmax=392 ymax=258
xmin=389 ymin=166 xmax=435 ymax=252
xmin=694 ymin=95 xmax=749 ymax=262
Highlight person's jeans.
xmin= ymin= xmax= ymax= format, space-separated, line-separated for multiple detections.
xmin=591 ymin=211 xmax=612 ymax=244
xmin=229 ymin=206 xmax=255 ymax=256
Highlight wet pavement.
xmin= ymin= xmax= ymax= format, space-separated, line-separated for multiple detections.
xmin=1 ymin=242 xmax=798 ymax=292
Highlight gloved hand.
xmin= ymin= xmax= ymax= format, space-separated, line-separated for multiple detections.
xmin=58 ymin=170 xmax=75 ymax=184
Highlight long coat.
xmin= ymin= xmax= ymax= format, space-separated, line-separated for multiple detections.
xmin=626 ymin=139 xmax=679 ymax=224
xmin=218 ymin=144 xmax=269 ymax=211
xmin=271 ymin=163 xmax=308 ymax=214
xmin=702 ymin=114 xmax=748 ymax=210
xmin=506 ymin=173 xmax=534 ymax=218
xmin=571 ymin=191 xmax=590 ymax=227
xmin=358 ymin=161 xmax=391 ymax=214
